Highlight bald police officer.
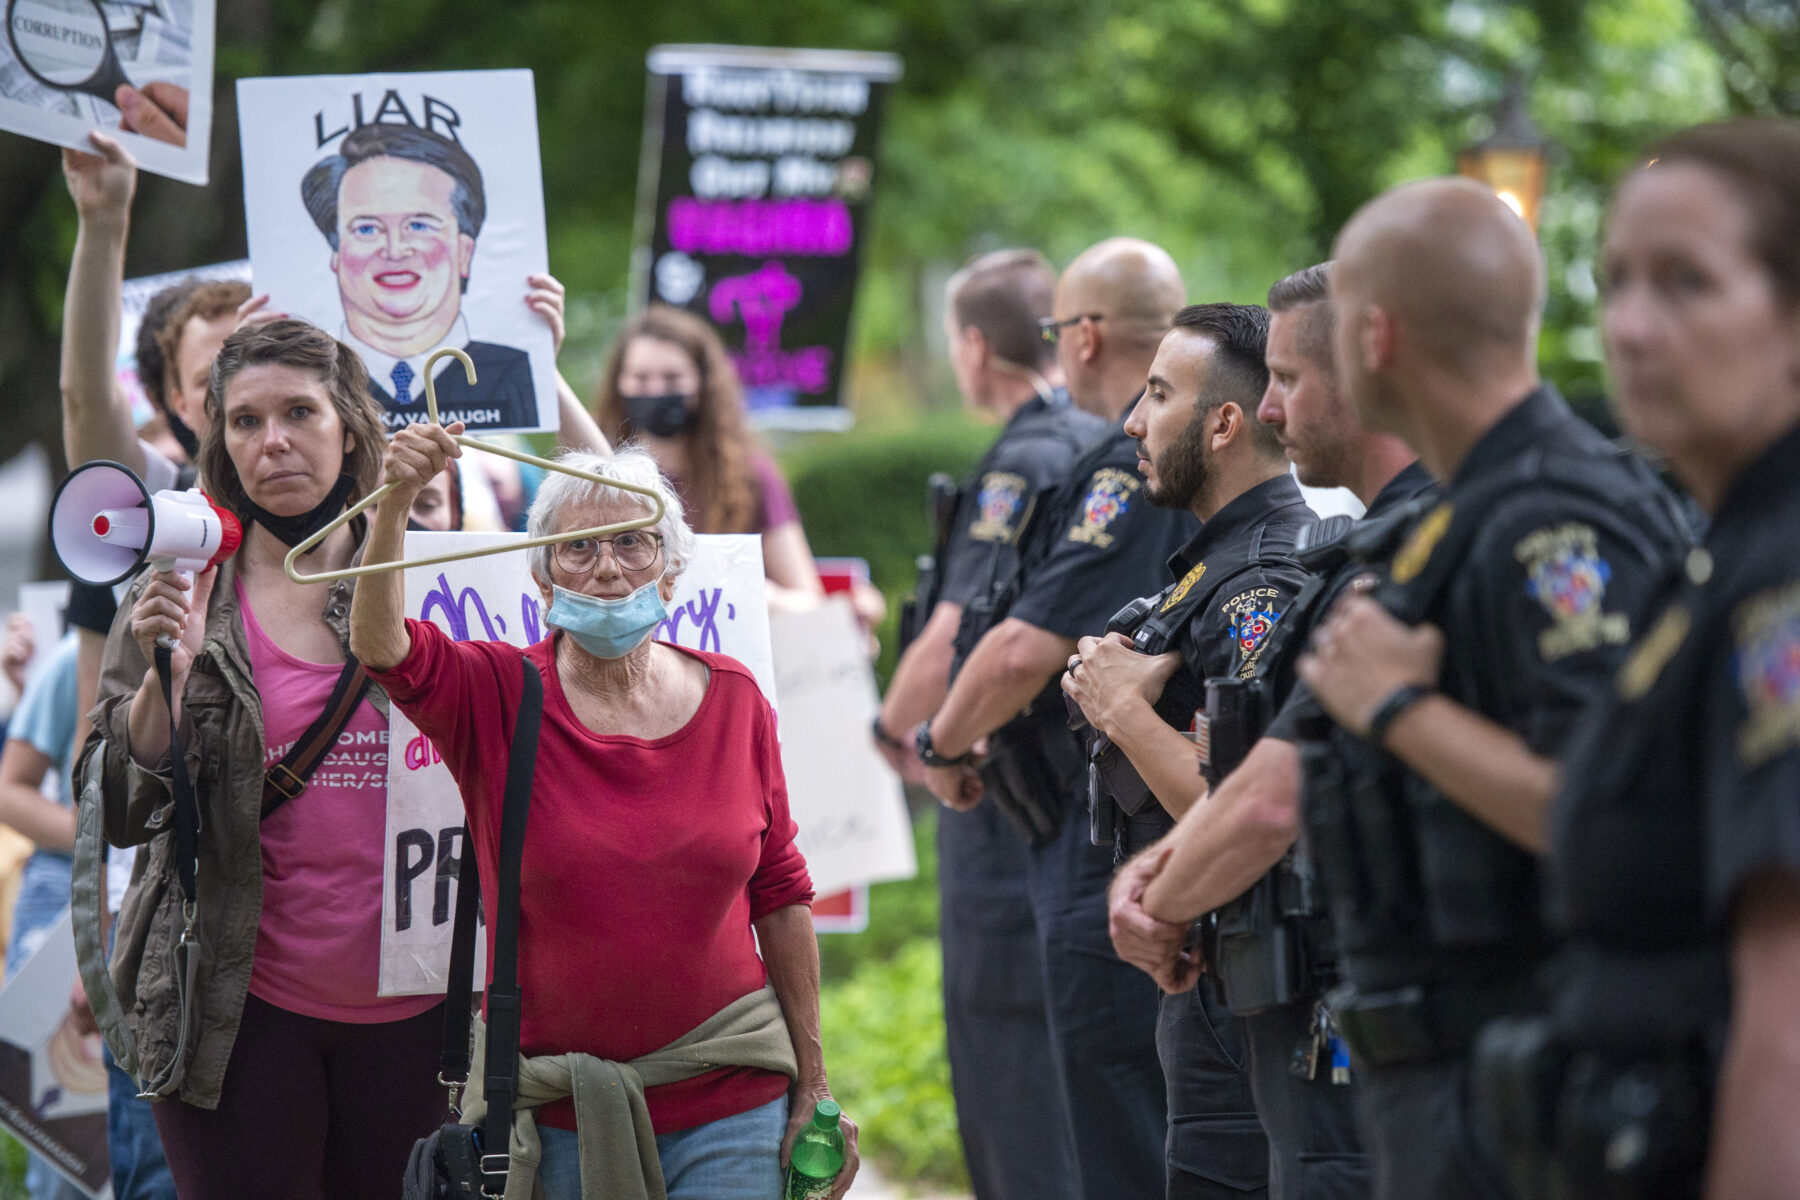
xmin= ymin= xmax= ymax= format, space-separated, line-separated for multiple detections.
xmin=875 ymin=249 xmax=1103 ymax=1200
xmin=920 ymin=238 xmax=1191 ymax=1200
xmin=1292 ymin=180 xmax=1688 ymax=1199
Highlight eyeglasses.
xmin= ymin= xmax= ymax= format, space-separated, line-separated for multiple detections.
xmin=552 ymin=531 xmax=663 ymax=574
xmin=1037 ymin=313 xmax=1105 ymax=345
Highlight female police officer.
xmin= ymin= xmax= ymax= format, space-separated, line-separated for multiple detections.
xmin=1476 ymin=118 xmax=1800 ymax=1200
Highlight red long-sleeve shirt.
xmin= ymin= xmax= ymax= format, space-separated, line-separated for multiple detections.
xmin=370 ymin=621 xmax=812 ymax=1133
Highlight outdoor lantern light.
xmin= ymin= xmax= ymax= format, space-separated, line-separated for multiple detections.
xmin=1458 ymin=76 xmax=1549 ymax=234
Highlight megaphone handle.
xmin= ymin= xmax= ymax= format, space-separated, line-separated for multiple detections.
xmin=151 ymin=560 xmax=194 ymax=650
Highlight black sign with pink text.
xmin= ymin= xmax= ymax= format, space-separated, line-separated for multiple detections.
xmin=634 ymin=46 xmax=902 ymax=430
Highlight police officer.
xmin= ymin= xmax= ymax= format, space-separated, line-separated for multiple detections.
xmin=873 ymin=248 xmax=1103 ymax=1200
xmin=1063 ymin=301 xmax=1320 ymax=1198
xmin=919 ymin=237 xmax=1190 ymax=1200
xmin=1284 ymin=178 xmax=1688 ymax=1200
xmin=1472 ymin=119 xmax=1800 ymax=1200
xmin=1106 ymin=262 xmax=1428 ymax=1200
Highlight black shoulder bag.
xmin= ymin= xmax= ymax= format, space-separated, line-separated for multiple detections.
xmin=403 ymin=655 xmax=543 ymax=1200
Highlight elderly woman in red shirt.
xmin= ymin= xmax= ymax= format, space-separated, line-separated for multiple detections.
xmin=349 ymin=422 xmax=858 ymax=1200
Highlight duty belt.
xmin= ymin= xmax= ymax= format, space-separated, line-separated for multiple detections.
xmin=1328 ymin=977 xmax=1538 ymax=1067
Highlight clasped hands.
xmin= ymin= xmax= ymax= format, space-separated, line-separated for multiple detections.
xmin=1295 ymin=592 xmax=1443 ymax=738
xmin=1061 ymin=632 xmax=1180 ymax=742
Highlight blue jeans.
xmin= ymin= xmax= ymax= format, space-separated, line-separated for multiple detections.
xmin=106 ymin=1044 xmax=176 ymax=1200
xmin=538 ymin=1095 xmax=788 ymax=1200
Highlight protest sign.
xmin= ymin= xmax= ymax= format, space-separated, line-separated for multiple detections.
xmin=633 ymin=45 xmax=901 ymax=431
xmin=1 ymin=0 xmax=214 ymax=184
xmin=116 ymin=258 xmax=250 ymax=426
xmin=0 ymin=909 xmax=110 ymax=1198
xmin=15 ymin=580 xmax=69 ymax=687
xmin=238 ymin=69 xmax=558 ymax=436
xmin=379 ymin=530 xmax=773 ymax=996
xmin=769 ymin=599 xmax=915 ymax=897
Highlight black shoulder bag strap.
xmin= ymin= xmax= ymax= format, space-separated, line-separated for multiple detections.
xmin=447 ymin=656 xmax=542 ymax=1190
xmin=261 ymin=659 xmax=374 ymax=818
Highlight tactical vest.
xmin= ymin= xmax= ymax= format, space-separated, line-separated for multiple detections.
xmin=1304 ymin=441 xmax=1688 ymax=991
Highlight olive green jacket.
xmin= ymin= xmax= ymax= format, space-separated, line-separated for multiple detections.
xmin=74 ymin=554 xmax=383 ymax=1109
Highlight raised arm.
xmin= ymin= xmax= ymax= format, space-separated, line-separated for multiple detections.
xmin=60 ymin=133 xmax=145 ymax=474
xmin=350 ymin=421 xmax=463 ymax=671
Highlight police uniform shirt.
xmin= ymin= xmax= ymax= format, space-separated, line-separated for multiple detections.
xmin=1312 ymin=386 xmax=1687 ymax=988
xmin=1007 ymin=413 xmax=1200 ymax=639
xmin=1150 ymin=472 xmax=1317 ymax=730
xmin=1263 ymin=461 xmax=1438 ymax=743
xmin=938 ymin=391 xmax=1107 ymax=609
xmin=1549 ymin=419 xmax=1800 ymax=1054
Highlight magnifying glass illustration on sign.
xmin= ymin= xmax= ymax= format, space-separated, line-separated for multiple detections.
xmin=7 ymin=0 xmax=132 ymax=103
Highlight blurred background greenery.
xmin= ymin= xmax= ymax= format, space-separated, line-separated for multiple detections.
xmin=4 ymin=0 xmax=1799 ymax=1193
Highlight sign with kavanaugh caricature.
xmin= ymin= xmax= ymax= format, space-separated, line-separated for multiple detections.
xmin=633 ymin=46 xmax=901 ymax=431
xmin=237 ymin=70 xmax=558 ymax=435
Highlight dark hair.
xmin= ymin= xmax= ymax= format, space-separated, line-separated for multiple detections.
xmin=301 ymin=124 xmax=486 ymax=293
xmin=946 ymin=249 xmax=1058 ymax=370
xmin=136 ymin=279 xmax=202 ymax=414
xmin=154 ymin=279 xmax=254 ymax=400
xmin=200 ymin=320 xmax=388 ymax=526
xmin=592 ymin=306 xmax=762 ymax=534
xmin=1169 ymin=303 xmax=1283 ymax=459
xmin=1266 ymin=262 xmax=1336 ymax=380
xmin=1643 ymin=119 xmax=1800 ymax=307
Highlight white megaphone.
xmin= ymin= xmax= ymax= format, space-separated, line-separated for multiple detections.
xmin=50 ymin=461 xmax=243 ymax=589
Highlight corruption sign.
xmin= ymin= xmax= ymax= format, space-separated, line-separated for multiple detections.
xmin=632 ymin=45 xmax=901 ymax=431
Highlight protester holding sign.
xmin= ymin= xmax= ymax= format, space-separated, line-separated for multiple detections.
xmin=81 ymin=321 xmax=447 ymax=1200
xmin=595 ymin=305 xmax=827 ymax=612
xmin=350 ymin=430 xmax=859 ymax=1200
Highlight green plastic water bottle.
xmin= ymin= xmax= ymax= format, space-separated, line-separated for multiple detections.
xmin=785 ymin=1098 xmax=845 ymax=1199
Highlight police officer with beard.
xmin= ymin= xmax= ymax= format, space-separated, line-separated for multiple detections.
xmin=873 ymin=248 xmax=1104 ymax=1200
xmin=920 ymin=238 xmax=1190 ymax=1200
xmin=1106 ymin=263 xmax=1430 ymax=1200
xmin=1291 ymin=179 xmax=1688 ymax=1200
xmin=1062 ymin=302 xmax=1320 ymax=1198
xmin=1473 ymin=119 xmax=1800 ymax=1200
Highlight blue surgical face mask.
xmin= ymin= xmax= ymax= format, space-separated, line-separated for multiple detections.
xmin=545 ymin=581 xmax=668 ymax=659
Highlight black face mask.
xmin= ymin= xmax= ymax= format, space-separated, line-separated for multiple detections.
xmin=241 ymin=473 xmax=357 ymax=554
xmin=624 ymin=393 xmax=696 ymax=439
xmin=165 ymin=409 xmax=201 ymax=459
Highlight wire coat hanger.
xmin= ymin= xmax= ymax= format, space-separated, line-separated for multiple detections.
xmin=284 ymin=347 xmax=666 ymax=584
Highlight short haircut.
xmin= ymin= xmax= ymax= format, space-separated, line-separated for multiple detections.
xmin=945 ymin=249 xmax=1058 ymax=370
xmin=154 ymin=280 xmax=254 ymax=395
xmin=301 ymin=124 xmax=486 ymax=292
xmin=1646 ymin=118 xmax=1800 ymax=308
xmin=1266 ymin=262 xmax=1336 ymax=380
xmin=201 ymin=319 xmax=389 ymax=524
xmin=136 ymin=279 xmax=202 ymax=414
xmin=525 ymin=445 xmax=696 ymax=586
xmin=1169 ymin=303 xmax=1284 ymax=459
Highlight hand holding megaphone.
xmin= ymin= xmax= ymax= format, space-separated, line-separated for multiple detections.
xmin=128 ymin=567 xmax=217 ymax=685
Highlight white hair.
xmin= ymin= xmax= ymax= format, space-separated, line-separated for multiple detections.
xmin=525 ymin=445 xmax=695 ymax=584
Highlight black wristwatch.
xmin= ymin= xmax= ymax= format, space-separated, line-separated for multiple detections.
xmin=1366 ymin=683 xmax=1433 ymax=747
xmin=871 ymin=715 xmax=906 ymax=753
xmin=915 ymin=721 xmax=974 ymax=768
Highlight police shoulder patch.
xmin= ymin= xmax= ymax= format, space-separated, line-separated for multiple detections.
xmin=1067 ymin=468 xmax=1139 ymax=549
xmin=1161 ymin=563 xmax=1207 ymax=612
xmin=1732 ymin=581 xmax=1800 ymax=769
xmin=968 ymin=471 xmax=1028 ymax=543
xmin=1221 ymin=587 xmax=1283 ymax=676
xmin=1391 ymin=503 xmax=1453 ymax=584
xmin=1515 ymin=522 xmax=1630 ymax=662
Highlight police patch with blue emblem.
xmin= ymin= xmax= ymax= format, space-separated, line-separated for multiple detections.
xmin=1068 ymin=468 xmax=1138 ymax=549
xmin=1220 ymin=587 xmax=1284 ymax=677
xmin=1515 ymin=523 xmax=1631 ymax=662
xmin=969 ymin=471 xmax=1028 ymax=543
xmin=1733 ymin=581 xmax=1800 ymax=769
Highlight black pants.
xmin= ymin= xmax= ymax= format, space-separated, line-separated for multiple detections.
xmin=1353 ymin=1054 xmax=1511 ymax=1200
xmin=1240 ymin=1002 xmax=1369 ymax=1200
xmin=154 ymin=993 xmax=446 ymax=1200
xmin=1158 ymin=985 xmax=1271 ymax=1198
xmin=939 ymin=802 xmax=1079 ymax=1200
